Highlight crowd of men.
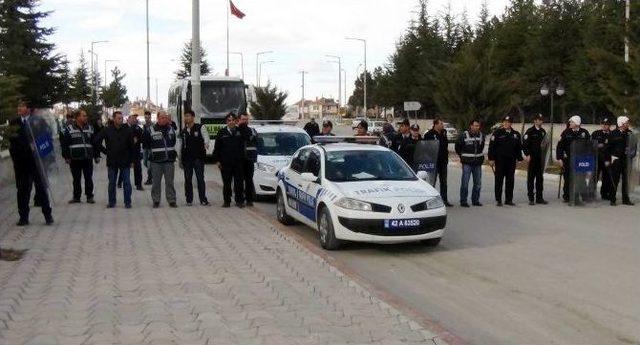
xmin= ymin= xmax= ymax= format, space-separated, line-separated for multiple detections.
xmin=330 ymin=114 xmax=636 ymax=208
xmin=8 ymin=101 xmax=258 ymax=226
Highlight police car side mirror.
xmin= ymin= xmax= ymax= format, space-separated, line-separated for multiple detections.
xmin=300 ymin=172 xmax=319 ymax=183
xmin=416 ymin=171 xmax=429 ymax=181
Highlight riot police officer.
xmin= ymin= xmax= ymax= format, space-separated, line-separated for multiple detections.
xmin=238 ymin=113 xmax=257 ymax=206
xmin=488 ymin=116 xmax=523 ymax=206
xmin=556 ymin=115 xmax=591 ymax=204
xmin=606 ymin=116 xmax=635 ymax=206
xmin=213 ymin=113 xmax=245 ymax=208
xmin=522 ymin=114 xmax=548 ymax=205
xmin=61 ymin=109 xmax=99 ymax=204
xmin=391 ymin=118 xmax=416 ymax=167
xmin=592 ymin=118 xmax=613 ymax=200
xmin=424 ymin=118 xmax=451 ymax=207
xmin=143 ymin=111 xmax=178 ymax=208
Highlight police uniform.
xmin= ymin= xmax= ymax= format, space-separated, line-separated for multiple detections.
xmin=239 ymin=123 xmax=258 ymax=205
xmin=522 ymin=115 xmax=547 ymax=204
xmin=606 ymin=127 xmax=634 ymax=205
xmin=61 ymin=123 xmax=98 ymax=202
xmin=213 ymin=125 xmax=245 ymax=207
xmin=591 ymin=119 xmax=613 ymax=200
xmin=143 ymin=123 xmax=178 ymax=207
xmin=556 ymin=126 xmax=591 ymax=202
xmin=454 ymin=129 xmax=485 ymax=206
xmin=391 ymin=119 xmax=417 ymax=168
xmin=423 ymin=128 xmax=450 ymax=204
xmin=488 ymin=117 xmax=523 ymax=205
xmin=180 ymin=123 xmax=209 ymax=205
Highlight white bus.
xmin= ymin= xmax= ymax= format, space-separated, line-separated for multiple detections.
xmin=168 ymin=76 xmax=248 ymax=156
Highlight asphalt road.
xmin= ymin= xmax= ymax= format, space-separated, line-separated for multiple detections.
xmin=208 ymin=124 xmax=640 ymax=345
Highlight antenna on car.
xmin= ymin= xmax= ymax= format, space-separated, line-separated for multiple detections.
xmin=313 ymin=136 xmax=380 ymax=145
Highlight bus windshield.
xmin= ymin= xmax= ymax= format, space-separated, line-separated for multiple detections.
xmin=201 ymin=81 xmax=246 ymax=115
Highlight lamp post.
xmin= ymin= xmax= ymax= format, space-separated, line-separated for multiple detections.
xmin=230 ymin=52 xmax=244 ymax=80
xmin=104 ymin=60 xmax=119 ymax=88
xmin=258 ymin=60 xmax=274 ymax=87
xmin=326 ymin=55 xmax=342 ymax=108
xmin=540 ymin=83 xmax=565 ymax=165
xmin=346 ymin=37 xmax=367 ymax=116
xmin=90 ymin=40 xmax=108 ymax=102
xmin=256 ymin=51 xmax=273 ymax=86
xmin=342 ymin=68 xmax=347 ymax=115
xmin=191 ymin=0 xmax=202 ymax=119
xmin=299 ymin=71 xmax=308 ymax=119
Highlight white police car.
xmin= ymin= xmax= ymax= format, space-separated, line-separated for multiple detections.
xmin=275 ymin=137 xmax=446 ymax=250
xmin=253 ymin=121 xmax=312 ymax=197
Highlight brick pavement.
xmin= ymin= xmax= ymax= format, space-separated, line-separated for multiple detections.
xmin=0 ymin=165 xmax=443 ymax=345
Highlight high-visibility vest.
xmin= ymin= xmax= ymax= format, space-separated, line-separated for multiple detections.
xmin=149 ymin=125 xmax=177 ymax=162
xmin=67 ymin=124 xmax=94 ymax=160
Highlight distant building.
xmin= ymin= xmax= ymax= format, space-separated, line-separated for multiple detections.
xmin=295 ymin=97 xmax=339 ymax=119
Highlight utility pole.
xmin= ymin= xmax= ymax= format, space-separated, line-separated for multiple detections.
xmin=625 ymin=0 xmax=630 ymax=64
xmin=226 ymin=0 xmax=230 ymax=76
xmin=230 ymin=52 xmax=244 ymax=80
xmin=326 ymin=55 xmax=342 ymax=109
xmin=155 ymin=78 xmax=159 ymax=107
xmin=342 ymin=68 xmax=347 ymax=112
xmin=346 ymin=37 xmax=367 ymax=117
xmin=299 ymin=71 xmax=308 ymax=119
xmin=191 ymin=0 xmax=202 ymax=120
xmin=258 ymin=61 xmax=274 ymax=87
xmin=256 ymin=51 xmax=273 ymax=86
xmin=146 ymin=0 xmax=151 ymax=104
xmin=90 ymin=40 xmax=108 ymax=103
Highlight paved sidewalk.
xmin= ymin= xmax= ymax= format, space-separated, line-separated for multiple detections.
xmin=0 ymin=166 xmax=441 ymax=345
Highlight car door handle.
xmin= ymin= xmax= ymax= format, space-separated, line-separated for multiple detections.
xmin=297 ymin=184 xmax=303 ymax=188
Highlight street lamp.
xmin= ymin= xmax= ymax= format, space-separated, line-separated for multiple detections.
xmin=326 ymin=55 xmax=342 ymax=108
xmin=230 ymin=52 xmax=244 ymax=80
xmin=258 ymin=60 xmax=274 ymax=87
xmin=104 ymin=59 xmax=120 ymax=88
xmin=540 ymin=82 xmax=565 ymax=165
xmin=90 ymin=40 xmax=108 ymax=101
xmin=256 ymin=51 xmax=273 ymax=86
xmin=345 ymin=37 xmax=367 ymax=116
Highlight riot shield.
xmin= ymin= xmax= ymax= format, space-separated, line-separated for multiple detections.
xmin=25 ymin=115 xmax=60 ymax=204
xmin=413 ymin=140 xmax=439 ymax=186
xmin=569 ymin=139 xmax=598 ymax=205
xmin=540 ymin=131 xmax=551 ymax=172
xmin=625 ymin=132 xmax=639 ymax=196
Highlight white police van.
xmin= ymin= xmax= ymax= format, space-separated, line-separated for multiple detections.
xmin=275 ymin=136 xmax=447 ymax=250
xmin=253 ymin=121 xmax=312 ymax=197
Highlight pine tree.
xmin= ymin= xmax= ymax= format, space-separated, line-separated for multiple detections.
xmin=249 ymin=83 xmax=288 ymax=120
xmin=0 ymin=0 xmax=64 ymax=107
xmin=72 ymin=52 xmax=91 ymax=104
xmin=175 ymin=40 xmax=211 ymax=79
xmin=0 ymin=75 xmax=24 ymax=123
xmin=54 ymin=58 xmax=73 ymax=107
xmin=101 ymin=67 xmax=128 ymax=108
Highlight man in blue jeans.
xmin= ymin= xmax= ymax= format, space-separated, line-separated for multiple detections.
xmin=94 ymin=111 xmax=135 ymax=208
xmin=455 ymin=119 xmax=485 ymax=207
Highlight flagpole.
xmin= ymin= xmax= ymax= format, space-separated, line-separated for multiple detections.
xmin=226 ymin=0 xmax=230 ymax=77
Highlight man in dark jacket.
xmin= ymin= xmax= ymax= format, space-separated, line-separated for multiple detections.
xmin=488 ymin=116 xmax=523 ymax=206
xmin=180 ymin=110 xmax=210 ymax=206
xmin=143 ymin=111 xmax=154 ymax=185
xmin=556 ymin=115 xmax=591 ymax=204
xmin=128 ymin=114 xmax=145 ymax=191
xmin=238 ymin=113 xmax=257 ymax=206
xmin=303 ymin=117 xmax=320 ymax=139
xmin=391 ymin=118 xmax=416 ymax=168
xmin=61 ymin=109 xmax=100 ymax=204
xmin=9 ymin=101 xmax=53 ymax=226
xmin=94 ymin=111 xmax=134 ymax=208
xmin=591 ymin=117 xmax=613 ymax=201
xmin=143 ymin=111 xmax=178 ymax=208
xmin=455 ymin=118 xmax=485 ymax=207
xmin=522 ymin=114 xmax=548 ymax=205
xmin=606 ymin=116 xmax=635 ymax=206
xmin=213 ymin=113 xmax=245 ymax=208
xmin=321 ymin=120 xmax=335 ymax=136
xmin=424 ymin=118 xmax=451 ymax=206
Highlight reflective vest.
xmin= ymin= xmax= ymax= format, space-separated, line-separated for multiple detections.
xmin=67 ymin=124 xmax=94 ymax=160
xmin=459 ymin=131 xmax=485 ymax=165
xmin=149 ymin=125 xmax=177 ymax=162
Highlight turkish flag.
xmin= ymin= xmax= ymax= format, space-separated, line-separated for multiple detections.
xmin=230 ymin=1 xmax=245 ymax=19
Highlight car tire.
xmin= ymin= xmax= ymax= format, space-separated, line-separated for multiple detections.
xmin=421 ymin=237 xmax=442 ymax=247
xmin=318 ymin=207 xmax=341 ymax=250
xmin=276 ymin=189 xmax=294 ymax=225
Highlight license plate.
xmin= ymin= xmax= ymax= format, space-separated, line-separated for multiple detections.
xmin=384 ymin=219 xmax=421 ymax=230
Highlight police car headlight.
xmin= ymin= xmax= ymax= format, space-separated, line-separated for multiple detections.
xmin=255 ymin=162 xmax=277 ymax=173
xmin=425 ymin=196 xmax=444 ymax=210
xmin=335 ymin=198 xmax=373 ymax=212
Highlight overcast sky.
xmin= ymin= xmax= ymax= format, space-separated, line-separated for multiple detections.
xmin=42 ymin=0 xmax=510 ymax=107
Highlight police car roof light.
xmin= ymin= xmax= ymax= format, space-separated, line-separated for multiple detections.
xmin=252 ymin=120 xmax=299 ymax=126
xmin=313 ymin=136 xmax=380 ymax=145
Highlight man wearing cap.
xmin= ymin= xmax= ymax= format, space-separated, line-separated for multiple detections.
xmin=556 ymin=115 xmax=591 ymax=203
xmin=391 ymin=118 xmax=417 ymax=168
xmin=592 ymin=118 xmax=613 ymax=200
xmin=213 ymin=112 xmax=245 ymax=208
xmin=606 ymin=116 xmax=635 ymax=206
xmin=489 ymin=116 xmax=523 ymax=206
xmin=424 ymin=118 xmax=452 ymax=207
xmin=355 ymin=120 xmax=369 ymax=136
xmin=522 ymin=114 xmax=548 ymax=205
xmin=321 ymin=120 xmax=335 ymax=136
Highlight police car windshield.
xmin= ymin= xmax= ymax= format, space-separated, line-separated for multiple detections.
xmin=257 ymin=132 xmax=311 ymax=156
xmin=325 ymin=150 xmax=417 ymax=182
